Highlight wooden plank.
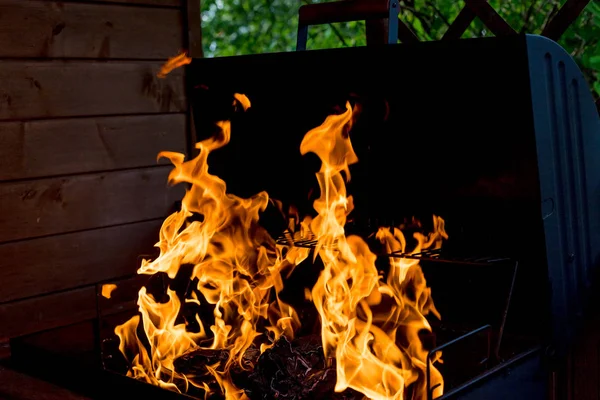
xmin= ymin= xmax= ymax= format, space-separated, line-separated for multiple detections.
xmin=186 ymin=0 xmax=204 ymax=57
xmin=0 ymin=61 xmax=186 ymax=121
xmin=365 ymin=18 xmax=389 ymax=46
xmin=0 ymin=166 xmax=183 ymax=243
xmin=465 ymin=0 xmax=517 ymax=37
xmin=0 ymin=220 xmax=163 ymax=303
xmin=0 ymin=365 xmax=91 ymax=400
xmin=0 ymin=287 xmax=96 ymax=338
xmin=0 ymin=114 xmax=186 ymax=181
xmin=442 ymin=6 xmax=477 ymax=40
xmin=69 ymin=0 xmax=181 ymax=6
xmin=396 ymin=19 xmax=420 ymax=43
xmin=0 ymin=0 xmax=183 ymax=59
xmin=298 ymin=0 xmax=389 ymax=26
xmin=542 ymin=0 xmax=591 ymax=41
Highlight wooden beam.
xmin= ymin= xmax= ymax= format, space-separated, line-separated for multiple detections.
xmin=542 ymin=0 xmax=592 ymax=41
xmin=365 ymin=18 xmax=389 ymax=46
xmin=443 ymin=1 xmax=516 ymax=39
xmin=298 ymin=0 xmax=389 ymax=26
xmin=0 ymin=220 xmax=163 ymax=303
xmin=442 ymin=6 xmax=477 ymax=40
xmin=465 ymin=0 xmax=517 ymax=36
xmin=0 ymin=114 xmax=186 ymax=181
xmin=0 ymin=0 xmax=183 ymax=59
xmin=0 ymin=166 xmax=183 ymax=243
xmin=186 ymin=0 xmax=204 ymax=58
xmin=0 ymin=287 xmax=97 ymax=339
xmin=59 ymin=0 xmax=181 ymax=6
xmin=0 ymin=61 xmax=186 ymax=121
xmin=396 ymin=19 xmax=420 ymax=43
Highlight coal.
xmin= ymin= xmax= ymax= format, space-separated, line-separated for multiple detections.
xmin=173 ymin=335 xmax=362 ymax=400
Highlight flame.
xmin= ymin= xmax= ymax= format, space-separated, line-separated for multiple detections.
xmin=115 ymin=96 xmax=446 ymax=399
xmin=101 ymin=283 xmax=117 ymax=299
xmin=157 ymin=52 xmax=192 ymax=78
xmin=302 ymin=102 xmax=445 ymax=399
xmin=115 ymin=94 xmax=309 ymax=398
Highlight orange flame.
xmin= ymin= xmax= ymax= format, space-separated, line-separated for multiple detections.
xmin=115 ymin=96 xmax=446 ymax=399
xmin=301 ymin=102 xmax=446 ymax=399
xmin=101 ymin=283 xmax=117 ymax=299
xmin=115 ymin=94 xmax=309 ymax=398
xmin=157 ymin=52 xmax=192 ymax=78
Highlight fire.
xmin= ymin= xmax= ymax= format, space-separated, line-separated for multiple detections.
xmin=157 ymin=52 xmax=192 ymax=78
xmin=115 ymin=94 xmax=309 ymax=398
xmin=101 ymin=283 xmax=117 ymax=299
xmin=115 ymin=96 xmax=445 ymax=399
xmin=302 ymin=102 xmax=445 ymax=399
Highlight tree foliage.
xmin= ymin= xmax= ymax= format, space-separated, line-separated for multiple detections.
xmin=201 ymin=0 xmax=599 ymax=98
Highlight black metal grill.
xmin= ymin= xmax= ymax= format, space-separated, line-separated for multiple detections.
xmin=276 ymin=234 xmax=512 ymax=266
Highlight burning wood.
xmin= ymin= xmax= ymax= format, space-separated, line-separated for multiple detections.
xmin=113 ymin=94 xmax=446 ymax=399
xmin=174 ymin=335 xmax=362 ymax=400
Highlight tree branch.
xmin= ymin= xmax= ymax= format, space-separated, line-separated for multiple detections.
xmin=520 ymin=0 xmax=538 ymax=34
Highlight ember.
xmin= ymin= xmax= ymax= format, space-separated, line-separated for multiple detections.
xmin=114 ymin=94 xmax=446 ymax=399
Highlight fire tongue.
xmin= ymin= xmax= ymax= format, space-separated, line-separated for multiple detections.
xmin=114 ymin=96 xmax=445 ymax=400
xmin=115 ymin=94 xmax=309 ymax=398
xmin=302 ymin=102 xmax=444 ymax=400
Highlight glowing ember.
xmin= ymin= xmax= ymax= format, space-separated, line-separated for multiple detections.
xmin=115 ymin=96 xmax=446 ymax=399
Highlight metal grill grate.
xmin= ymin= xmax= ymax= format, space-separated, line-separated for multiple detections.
xmin=276 ymin=234 xmax=512 ymax=266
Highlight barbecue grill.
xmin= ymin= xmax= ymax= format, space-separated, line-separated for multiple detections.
xmin=179 ymin=33 xmax=599 ymax=399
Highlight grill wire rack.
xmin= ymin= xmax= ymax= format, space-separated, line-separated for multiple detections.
xmin=275 ymin=231 xmax=520 ymax=399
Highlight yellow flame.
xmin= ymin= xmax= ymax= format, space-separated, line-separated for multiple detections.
xmin=115 ymin=94 xmax=309 ymax=398
xmin=116 ymin=96 xmax=446 ymax=399
xmin=101 ymin=283 xmax=117 ymax=299
xmin=302 ymin=102 xmax=446 ymax=399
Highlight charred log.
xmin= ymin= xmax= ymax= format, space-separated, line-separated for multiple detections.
xmin=173 ymin=335 xmax=362 ymax=400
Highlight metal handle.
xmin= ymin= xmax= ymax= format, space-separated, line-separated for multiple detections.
xmin=296 ymin=0 xmax=399 ymax=51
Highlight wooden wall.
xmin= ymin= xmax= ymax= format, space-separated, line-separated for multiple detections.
xmin=0 ymin=0 xmax=194 ymax=339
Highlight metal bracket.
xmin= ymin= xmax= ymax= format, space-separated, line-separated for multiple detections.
xmin=296 ymin=0 xmax=400 ymax=51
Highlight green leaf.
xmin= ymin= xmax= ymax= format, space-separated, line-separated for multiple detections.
xmin=199 ymin=0 xmax=599 ymax=95
xmin=593 ymin=81 xmax=600 ymax=98
xmin=588 ymin=2 xmax=600 ymax=18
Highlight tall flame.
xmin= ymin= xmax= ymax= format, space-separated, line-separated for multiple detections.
xmin=301 ymin=102 xmax=446 ymax=399
xmin=115 ymin=94 xmax=309 ymax=398
xmin=115 ymin=96 xmax=446 ymax=400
